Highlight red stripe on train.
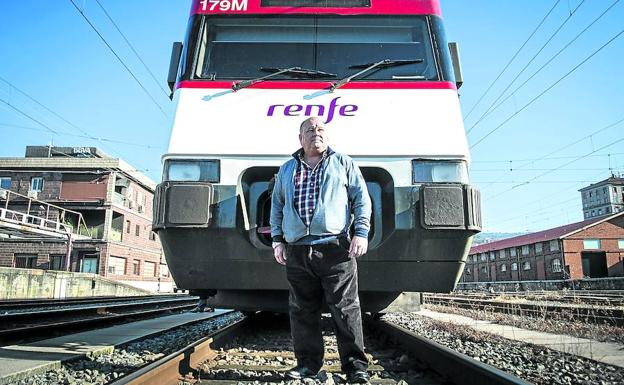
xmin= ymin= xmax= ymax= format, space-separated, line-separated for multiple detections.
xmin=190 ymin=0 xmax=441 ymax=16
xmin=176 ymin=80 xmax=456 ymax=90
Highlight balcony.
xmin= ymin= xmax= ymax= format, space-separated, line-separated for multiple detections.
xmin=112 ymin=192 xmax=126 ymax=206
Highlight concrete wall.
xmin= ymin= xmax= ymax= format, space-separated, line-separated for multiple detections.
xmin=0 ymin=266 xmax=151 ymax=299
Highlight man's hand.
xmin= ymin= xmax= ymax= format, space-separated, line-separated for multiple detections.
xmin=273 ymin=242 xmax=286 ymax=265
xmin=348 ymin=236 xmax=368 ymax=258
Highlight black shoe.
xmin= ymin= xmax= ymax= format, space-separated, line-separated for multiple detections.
xmin=285 ymin=366 xmax=319 ymax=380
xmin=346 ymin=370 xmax=370 ymax=384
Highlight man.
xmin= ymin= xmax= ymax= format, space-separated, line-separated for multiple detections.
xmin=270 ymin=116 xmax=371 ymax=383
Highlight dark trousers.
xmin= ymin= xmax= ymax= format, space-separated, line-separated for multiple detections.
xmin=286 ymin=240 xmax=368 ymax=373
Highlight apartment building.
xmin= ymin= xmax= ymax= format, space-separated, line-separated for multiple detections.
xmin=579 ymin=175 xmax=624 ymax=219
xmin=0 ymin=146 xmax=172 ymax=292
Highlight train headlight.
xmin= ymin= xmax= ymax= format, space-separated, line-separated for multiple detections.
xmin=412 ymin=160 xmax=468 ymax=184
xmin=164 ymin=160 xmax=220 ymax=183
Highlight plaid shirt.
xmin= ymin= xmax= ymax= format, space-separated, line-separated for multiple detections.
xmin=293 ymin=152 xmax=327 ymax=226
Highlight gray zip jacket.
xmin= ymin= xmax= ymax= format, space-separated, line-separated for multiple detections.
xmin=270 ymin=147 xmax=371 ymax=243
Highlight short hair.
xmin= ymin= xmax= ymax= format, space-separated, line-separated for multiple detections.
xmin=299 ymin=117 xmax=323 ymax=133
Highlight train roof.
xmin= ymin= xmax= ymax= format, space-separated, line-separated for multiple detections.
xmin=190 ymin=0 xmax=442 ymax=17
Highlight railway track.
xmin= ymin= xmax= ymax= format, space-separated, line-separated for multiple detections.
xmin=452 ymin=290 xmax=624 ymax=307
xmin=423 ymin=293 xmax=624 ymax=326
xmin=110 ymin=313 xmax=531 ymax=385
xmin=0 ymin=295 xmax=198 ymax=342
xmin=0 ymin=295 xmax=189 ymax=312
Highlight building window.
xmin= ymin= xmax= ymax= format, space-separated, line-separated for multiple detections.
xmin=598 ymin=208 xmax=603 ymax=215
xmin=14 ymin=254 xmax=37 ymax=268
xmin=126 ymin=220 xmax=131 ymax=234
xmin=511 ymin=262 xmax=518 ymax=271
xmin=81 ymin=256 xmax=99 ymax=273
xmin=489 ymin=252 xmax=496 ymax=261
xmin=149 ymin=231 xmax=156 ymax=241
xmin=523 ymin=261 xmax=531 ymax=270
xmin=480 ymin=266 xmax=487 ymax=274
xmin=135 ymin=224 xmax=140 ymax=236
xmin=583 ymin=239 xmax=601 ymax=250
xmin=159 ymin=264 xmax=169 ymax=278
xmin=108 ymin=256 xmax=126 ymax=275
xmin=465 ymin=267 xmax=471 ymax=275
xmin=521 ymin=245 xmax=529 ymax=255
xmin=509 ymin=247 xmax=517 ymax=257
xmin=133 ymin=259 xmax=140 ymax=275
xmin=480 ymin=253 xmax=486 ymax=261
xmin=499 ymin=249 xmax=506 ymax=259
xmin=30 ymin=177 xmax=44 ymax=192
xmin=550 ymin=240 xmax=559 ymax=251
xmin=618 ymin=239 xmax=624 ymax=249
xmin=50 ymin=255 xmax=65 ymax=270
xmin=0 ymin=177 xmax=10 ymax=189
xmin=144 ymin=261 xmax=156 ymax=277
xmin=535 ymin=243 xmax=542 ymax=254
xmin=551 ymin=259 xmax=562 ymax=273
xmin=500 ymin=264 xmax=507 ymax=272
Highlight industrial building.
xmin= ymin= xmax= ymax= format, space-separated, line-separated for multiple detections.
xmin=463 ymin=212 xmax=624 ymax=283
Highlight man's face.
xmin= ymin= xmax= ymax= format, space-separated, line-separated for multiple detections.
xmin=299 ymin=118 xmax=328 ymax=155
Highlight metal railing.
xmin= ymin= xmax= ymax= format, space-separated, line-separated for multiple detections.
xmin=0 ymin=187 xmax=91 ymax=238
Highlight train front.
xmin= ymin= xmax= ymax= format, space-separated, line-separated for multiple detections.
xmin=153 ymin=0 xmax=481 ymax=312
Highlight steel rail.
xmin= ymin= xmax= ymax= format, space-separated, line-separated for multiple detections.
xmin=424 ymin=295 xmax=624 ymax=326
xmin=368 ymin=317 xmax=533 ymax=385
xmin=0 ymin=294 xmax=190 ymax=311
xmin=0 ymin=299 xmax=197 ymax=342
xmin=442 ymin=292 xmax=624 ymax=306
xmin=109 ymin=316 xmax=247 ymax=385
xmin=0 ymin=297 xmax=196 ymax=321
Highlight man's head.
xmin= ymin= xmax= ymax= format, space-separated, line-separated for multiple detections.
xmin=299 ymin=117 xmax=328 ymax=156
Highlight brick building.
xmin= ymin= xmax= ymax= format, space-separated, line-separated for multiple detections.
xmin=0 ymin=146 xmax=172 ymax=292
xmin=462 ymin=212 xmax=624 ymax=283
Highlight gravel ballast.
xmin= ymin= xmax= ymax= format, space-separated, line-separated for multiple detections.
xmin=14 ymin=311 xmax=243 ymax=385
xmin=383 ymin=312 xmax=624 ymax=385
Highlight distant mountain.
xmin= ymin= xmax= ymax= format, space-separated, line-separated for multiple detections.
xmin=472 ymin=232 xmax=527 ymax=246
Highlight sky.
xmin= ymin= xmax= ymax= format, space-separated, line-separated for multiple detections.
xmin=1 ymin=1 xmax=623 ymax=234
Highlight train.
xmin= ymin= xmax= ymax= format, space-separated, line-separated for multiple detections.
xmin=152 ymin=0 xmax=481 ymax=313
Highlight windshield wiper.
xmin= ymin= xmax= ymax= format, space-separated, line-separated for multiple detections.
xmin=330 ymin=59 xmax=424 ymax=92
xmin=232 ymin=67 xmax=336 ymax=91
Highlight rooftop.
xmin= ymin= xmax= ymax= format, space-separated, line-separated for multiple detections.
xmin=470 ymin=211 xmax=624 ymax=254
xmin=578 ymin=176 xmax=624 ymax=192
xmin=0 ymin=146 xmax=156 ymax=190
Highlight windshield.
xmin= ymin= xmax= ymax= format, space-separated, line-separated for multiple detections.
xmin=193 ymin=16 xmax=439 ymax=81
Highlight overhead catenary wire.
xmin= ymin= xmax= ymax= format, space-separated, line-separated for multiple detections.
xmin=485 ymin=136 xmax=624 ymax=201
xmin=483 ymin=167 xmax=611 ymax=224
xmin=0 ymin=123 xmax=163 ymax=150
xmin=0 ymin=77 xmax=163 ymax=151
xmin=467 ymin=0 xmax=588 ymax=135
xmin=93 ymin=0 xmax=170 ymax=98
xmin=468 ymin=0 xmax=621 ymax=133
xmin=474 ymin=117 xmax=624 ymax=190
xmin=67 ymin=0 xmax=169 ymax=118
xmin=0 ymin=98 xmax=59 ymax=136
xmin=0 ymin=77 xmax=160 ymax=174
xmin=472 ymin=152 xmax=624 ymax=164
xmin=462 ymin=0 xmax=561 ymax=122
xmin=470 ymin=27 xmax=624 ymax=149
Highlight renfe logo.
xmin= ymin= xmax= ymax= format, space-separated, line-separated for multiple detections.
xmin=267 ymin=97 xmax=358 ymax=124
